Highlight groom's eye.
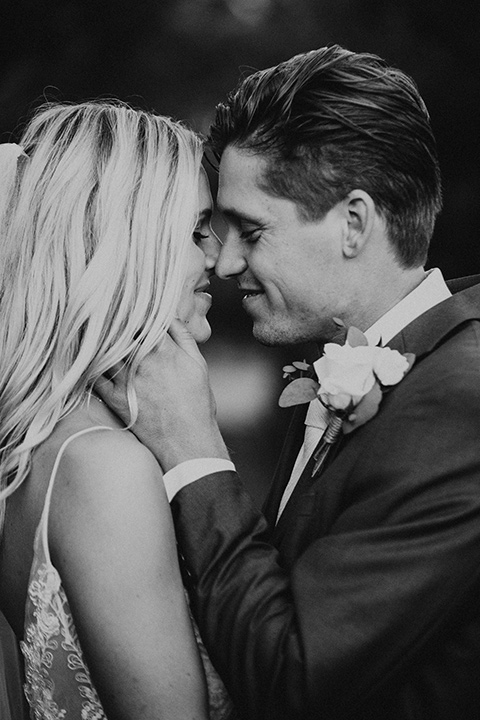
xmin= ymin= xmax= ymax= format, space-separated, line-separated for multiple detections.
xmin=240 ymin=227 xmax=261 ymax=243
xmin=193 ymin=231 xmax=209 ymax=244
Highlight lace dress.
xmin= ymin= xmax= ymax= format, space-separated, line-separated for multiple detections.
xmin=20 ymin=426 xmax=236 ymax=720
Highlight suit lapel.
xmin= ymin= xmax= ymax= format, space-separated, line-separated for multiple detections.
xmin=262 ymin=403 xmax=307 ymax=527
xmin=271 ymin=445 xmax=318 ymax=544
xmin=271 ymin=430 xmax=360 ymax=563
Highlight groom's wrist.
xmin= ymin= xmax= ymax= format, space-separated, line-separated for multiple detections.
xmin=163 ymin=458 xmax=236 ymax=501
xmin=155 ymin=426 xmax=230 ymax=472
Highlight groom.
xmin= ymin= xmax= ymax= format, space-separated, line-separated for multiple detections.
xmin=100 ymin=46 xmax=480 ymax=719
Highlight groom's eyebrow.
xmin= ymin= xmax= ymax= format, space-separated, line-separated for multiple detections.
xmin=218 ymin=207 xmax=263 ymax=226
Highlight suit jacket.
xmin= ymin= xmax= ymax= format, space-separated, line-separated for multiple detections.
xmin=172 ymin=276 xmax=480 ymax=720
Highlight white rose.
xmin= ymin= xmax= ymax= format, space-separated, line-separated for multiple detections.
xmin=372 ymin=346 xmax=409 ymax=385
xmin=313 ymin=342 xmax=377 ymax=410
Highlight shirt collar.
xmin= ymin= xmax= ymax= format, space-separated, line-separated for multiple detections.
xmin=364 ymin=268 xmax=451 ymax=346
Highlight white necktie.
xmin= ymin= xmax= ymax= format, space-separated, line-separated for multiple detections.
xmin=276 ymin=399 xmax=329 ymax=522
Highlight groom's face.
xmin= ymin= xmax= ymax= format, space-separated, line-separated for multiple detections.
xmin=216 ymin=146 xmax=352 ymax=346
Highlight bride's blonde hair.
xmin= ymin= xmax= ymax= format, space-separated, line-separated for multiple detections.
xmin=0 ymin=101 xmax=203 ymax=526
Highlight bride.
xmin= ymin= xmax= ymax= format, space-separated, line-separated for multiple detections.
xmin=0 ymin=101 xmax=235 ymax=719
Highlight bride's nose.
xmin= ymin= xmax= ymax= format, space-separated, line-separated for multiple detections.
xmin=202 ymin=230 xmax=221 ymax=271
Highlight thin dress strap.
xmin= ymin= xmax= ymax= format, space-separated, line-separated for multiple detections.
xmin=39 ymin=425 xmax=113 ymax=565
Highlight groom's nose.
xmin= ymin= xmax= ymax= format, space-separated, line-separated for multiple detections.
xmin=215 ymin=236 xmax=248 ymax=279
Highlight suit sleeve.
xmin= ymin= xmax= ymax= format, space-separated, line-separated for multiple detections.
xmin=171 ymin=331 xmax=480 ymax=719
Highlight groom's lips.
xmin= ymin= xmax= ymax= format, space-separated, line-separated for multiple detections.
xmin=239 ymin=286 xmax=264 ymax=300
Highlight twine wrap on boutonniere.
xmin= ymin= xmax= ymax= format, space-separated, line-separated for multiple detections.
xmin=279 ymin=319 xmax=415 ymax=478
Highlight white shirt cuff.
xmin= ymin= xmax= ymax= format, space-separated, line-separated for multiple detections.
xmin=163 ymin=458 xmax=236 ymax=501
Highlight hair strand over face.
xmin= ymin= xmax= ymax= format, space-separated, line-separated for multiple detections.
xmin=0 ymin=100 xmax=203 ymax=526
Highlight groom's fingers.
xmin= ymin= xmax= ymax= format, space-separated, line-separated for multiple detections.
xmin=107 ymin=360 xmax=128 ymax=382
xmin=94 ymin=369 xmax=133 ymax=425
xmin=93 ymin=375 xmax=111 ymax=393
xmin=94 ymin=361 xmax=128 ymax=404
xmin=93 ymin=373 xmax=120 ymax=405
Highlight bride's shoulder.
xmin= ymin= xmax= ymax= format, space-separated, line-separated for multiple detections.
xmin=47 ymin=407 xmax=162 ymax=506
xmin=47 ymin=420 xmax=166 ymax=548
xmin=59 ymin=424 xmax=160 ymax=484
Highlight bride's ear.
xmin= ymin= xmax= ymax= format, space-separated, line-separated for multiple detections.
xmin=342 ymin=189 xmax=376 ymax=258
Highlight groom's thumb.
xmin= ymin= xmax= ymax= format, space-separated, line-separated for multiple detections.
xmin=168 ymin=318 xmax=203 ymax=361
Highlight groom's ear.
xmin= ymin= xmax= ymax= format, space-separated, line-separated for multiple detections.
xmin=341 ymin=189 xmax=376 ymax=258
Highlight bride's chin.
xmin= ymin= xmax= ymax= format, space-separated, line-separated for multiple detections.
xmin=187 ymin=318 xmax=212 ymax=344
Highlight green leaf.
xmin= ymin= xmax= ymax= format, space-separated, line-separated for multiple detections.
xmin=292 ymin=361 xmax=311 ymax=371
xmin=346 ymin=326 xmax=368 ymax=347
xmin=333 ymin=317 xmax=346 ymax=327
xmin=278 ymin=378 xmax=319 ymax=407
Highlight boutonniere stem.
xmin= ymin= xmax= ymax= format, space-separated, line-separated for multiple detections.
xmin=311 ymin=413 xmax=344 ymax=477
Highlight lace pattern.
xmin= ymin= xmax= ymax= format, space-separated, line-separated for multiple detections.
xmin=21 ymin=546 xmax=106 ymax=719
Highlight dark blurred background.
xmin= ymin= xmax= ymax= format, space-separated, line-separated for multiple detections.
xmin=1 ymin=0 xmax=479 ymax=506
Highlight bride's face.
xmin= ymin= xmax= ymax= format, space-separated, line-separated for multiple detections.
xmin=176 ymin=170 xmax=220 ymax=343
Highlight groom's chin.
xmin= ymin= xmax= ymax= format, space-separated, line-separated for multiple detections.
xmin=251 ymin=322 xmax=295 ymax=347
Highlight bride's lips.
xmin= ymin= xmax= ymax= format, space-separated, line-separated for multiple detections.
xmin=194 ymin=281 xmax=212 ymax=307
xmin=194 ymin=280 xmax=210 ymax=294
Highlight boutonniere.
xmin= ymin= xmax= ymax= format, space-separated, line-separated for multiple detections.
xmin=279 ymin=319 xmax=415 ymax=477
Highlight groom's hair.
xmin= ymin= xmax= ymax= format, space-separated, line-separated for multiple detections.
xmin=209 ymin=44 xmax=442 ymax=268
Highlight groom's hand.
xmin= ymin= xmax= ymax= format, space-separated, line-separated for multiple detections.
xmin=95 ymin=319 xmax=229 ymax=471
